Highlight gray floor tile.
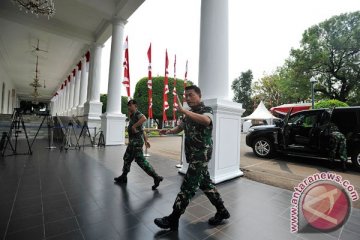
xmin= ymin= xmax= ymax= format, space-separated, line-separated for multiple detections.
xmin=0 ymin=139 xmax=358 ymax=240
xmin=45 ymin=217 xmax=79 ymax=238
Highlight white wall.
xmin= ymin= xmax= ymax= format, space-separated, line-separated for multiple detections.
xmin=0 ymin=63 xmax=16 ymax=114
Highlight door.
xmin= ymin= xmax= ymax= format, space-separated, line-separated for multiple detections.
xmin=285 ymin=111 xmax=321 ymax=148
xmin=281 ymin=108 xmax=293 ymax=148
xmin=310 ymin=109 xmax=332 ymax=150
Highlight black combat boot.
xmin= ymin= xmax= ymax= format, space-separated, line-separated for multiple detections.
xmin=114 ymin=174 xmax=127 ymax=183
xmin=208 ymin=205 xmax=230 ymax=225
xmin=154 ymin=210 xmax=181 ymax=231
xmin=152 ymin=176 xmax=163 ymax=190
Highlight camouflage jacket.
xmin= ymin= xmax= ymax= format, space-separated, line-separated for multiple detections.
xmin=128 ymin=110 xmax=144 ymax=142
xmin=180 ymin=102 xmax=213 ymax=163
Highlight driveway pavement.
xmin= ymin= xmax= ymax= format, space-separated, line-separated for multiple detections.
xmin=147 ymin=134 xmax=360 ymax=208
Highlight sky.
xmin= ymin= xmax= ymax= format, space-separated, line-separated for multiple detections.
xmin=99 ymin=0 xmax=359 ymax=97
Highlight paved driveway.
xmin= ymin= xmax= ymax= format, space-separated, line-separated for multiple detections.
xmin=146 ymin=134 xmax=360 ymax=208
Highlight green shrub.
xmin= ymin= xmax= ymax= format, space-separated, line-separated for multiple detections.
xmin=314 ymin=99 xmax=348 ymax=109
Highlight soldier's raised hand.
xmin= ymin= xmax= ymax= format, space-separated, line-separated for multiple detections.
xmin=176 ymin=95 xmax=185 ymax=114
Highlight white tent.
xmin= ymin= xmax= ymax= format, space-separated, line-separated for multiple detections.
xmin=241 ymin=101 xmax=279 ymax=132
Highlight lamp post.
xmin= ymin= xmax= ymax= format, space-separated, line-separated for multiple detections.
xmin=310 ymin=76 xmax=317 ymax=109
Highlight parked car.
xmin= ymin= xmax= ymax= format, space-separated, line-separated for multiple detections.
xmin=245 ymin=107 xmax=360 ymax=170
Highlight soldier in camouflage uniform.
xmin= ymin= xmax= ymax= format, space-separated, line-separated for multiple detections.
xmin=154 ymin=85 xmax=230 ymax=231
xmin=329 ymin=122 xmax=347 ymax=171
xmin=114 ymin=100 xmax=163 ymax=190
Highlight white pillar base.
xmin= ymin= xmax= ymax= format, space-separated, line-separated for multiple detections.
xmin=179 ymin=98 xmax=245 ymax=184
xmin=100 ymin=112 xmax=126 ymax=145
xmin=71 ymin=107 xmax=77 ymax=116
xmin=84 ymin=101 xmax=102 ymax=119
xmin=84 ymin=101 xmax=102 ymax=135
xmin=77 ymin=105 xmax=84 ymax=116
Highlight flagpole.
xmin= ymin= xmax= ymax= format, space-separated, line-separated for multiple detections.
xmin=163 ymin=49 xmax=169 ymax=127
xmin=183 ymin=60 xmax=188 ymax=104
xmin=147 ymin=43 xmax=153 ymax=122
xmin=173 ymin=54 xmax=177 ymax=125
xmin=122 ymin=36 xmax=131 ymax=99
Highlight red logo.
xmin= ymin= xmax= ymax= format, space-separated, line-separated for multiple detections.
xmin=301 ymin=183 xmax=350 ymax=231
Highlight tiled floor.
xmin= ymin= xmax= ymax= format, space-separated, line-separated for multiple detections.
xmin=0 ymin=140 xmax=359 ymax=240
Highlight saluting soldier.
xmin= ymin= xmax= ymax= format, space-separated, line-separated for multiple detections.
xmin=329 ymin=122 xmax=347 ymax=171
xmin=114 ymin=100 xmax=163 ymax=190
xmin=154 ymin=85 xmax=230 ymax=231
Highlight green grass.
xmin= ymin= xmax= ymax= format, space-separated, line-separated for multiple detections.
xmin=124 ymin=129 xmax=183 ymax=138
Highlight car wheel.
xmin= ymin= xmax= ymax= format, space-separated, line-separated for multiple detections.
xmin=252 ymin=137 xmax=274 ymax=158
xmin=351 ymin=151 xmax=360 ymax=170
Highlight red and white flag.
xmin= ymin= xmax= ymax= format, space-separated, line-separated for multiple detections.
xmin=122 ymin=36 xmax=131 ymax=98
xmin=173 ymin=54 xmax=178 ymax=120
xmin=183 ymin=60 xmax=188 ymax=103
xmin=163 ymin=49 xmax=169 ymax=122
xmin=147 ymin=43 xmax=153 ymax=119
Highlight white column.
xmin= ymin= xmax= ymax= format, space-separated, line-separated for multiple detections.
xmin=50 ymin=98 xmax=54 ymax=116
xmin=57 ymin=95 xmax=61 ymax=115
xmin=89 ymin=47 xmax=102 ymax=103
xmin=87 ymin=54 xmax=94 ymax=102
xmin=69 ymin=73 xmax=75 ymax=116
xmin=51 ymin=97 xmax=55 ymax=115
xmin=73 ymin=65 xmax=81 ymax=116
xmin=58 ymin=86 xmax=62 ymax=114
xmin=68 ymin=77 xmax=73 ymax=115
xmin=101 ymin=18 xmax=127 ymax=145
xmin=179 ymin=0 xmax=245 ymax=184
xmin=77 ymin=57 xmax=89 ymax=116
xmin=65 ymin=80 xmax=70 ymax=115
xmin=60 ymin=87 xmax=65 ymax=115
xmin=53 ymin=96 xmax=58 ymax=115
xmin=198 ymin=0 xmax=229 ymax=100
xmin=54 ymin=96 xmax=58 ymax=115
xmin=84 ymin=44 xmax=103 ymax=133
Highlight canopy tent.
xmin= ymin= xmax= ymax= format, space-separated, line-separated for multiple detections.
xmin=241 ymin=101 xmax=279 ymax=132
xmin=242 ymin=101 xmax=279 ymax=121
xmin=270 ymin=103 xmax=311 ymax=115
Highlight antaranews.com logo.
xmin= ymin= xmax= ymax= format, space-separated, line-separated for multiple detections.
xmin=290 ymin=172 xmax=359 ymax=233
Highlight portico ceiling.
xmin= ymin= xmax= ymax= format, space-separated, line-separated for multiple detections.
xmin=0 ymin=0 xmax=145 ymax=102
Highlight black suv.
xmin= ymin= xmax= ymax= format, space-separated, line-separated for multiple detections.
xmin=245 ymin=107 xmax=360 ymax=170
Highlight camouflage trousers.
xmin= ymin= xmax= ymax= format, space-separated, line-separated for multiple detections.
xmin=329 ymin=131 xmax=347 ymax=162
xmin=122 ymin=140 xmax=159 ymax=178
xmin=173 ymin=161 xmax=224 ymax=214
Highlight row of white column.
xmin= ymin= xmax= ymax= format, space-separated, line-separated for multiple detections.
xmin=50 ymin=19 xmax=127 ymax=145
xmin=50 ymin=0 xmax=244 ymax=184
xmin=50 ymin=56 xmax=89 ymax=117
xmin=50 ymin=40 xmax=105 ymax=115
xmin=52 ymin=0 xmax=244 ymax=183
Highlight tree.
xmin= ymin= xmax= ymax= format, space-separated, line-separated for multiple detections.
xmin=277 ymin=65 xmax=313 ymax=103
xmin=100 ymin=94 xmax=129 ymax=115
xmin=314 ymin=99 xmax=348 ymax=109
xmin=100 ymin=94 xmax=107 ymax=113
xmin=284 ymin=11 xmax=360 ymax=102
xmin=252 ymin=74 xmax=283 ymax=109
xmin=231 ymin=70 xmax=253 ymax=116
xmin=133 ymin=77 xmax=192 ymax=127
xmin=121 ymin=96 xmax=128 ymax=114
